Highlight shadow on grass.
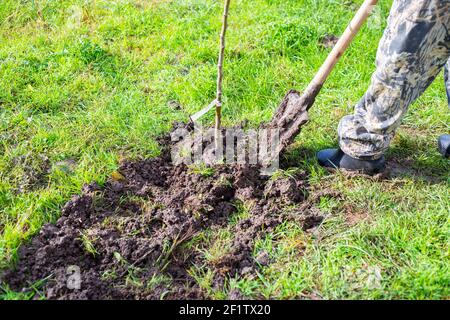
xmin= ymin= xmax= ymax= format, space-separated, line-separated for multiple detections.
xmin=280 ymin=146 xmax=318 ymax=169
xmin=385 ymin=146 xmax=449 ymax=185
xmin=284 ymin=143 xmax=449 ymax=185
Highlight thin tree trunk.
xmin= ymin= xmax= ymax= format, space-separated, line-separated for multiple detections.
xmin=215 ymin=0 xmax=231 ymax=132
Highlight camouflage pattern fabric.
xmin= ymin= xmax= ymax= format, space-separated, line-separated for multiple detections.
xmin=445 ymin=59 xmax=450 ymax=104
xmin=338 ymin=0 xmax=450 ymax=160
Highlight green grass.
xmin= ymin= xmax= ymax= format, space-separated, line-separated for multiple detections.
xmin=1 ymin=0 xmax=449 ymax=299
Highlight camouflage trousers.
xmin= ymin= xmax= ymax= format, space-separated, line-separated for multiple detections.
xmin=338 ymin=0 xmax=450 ymax=160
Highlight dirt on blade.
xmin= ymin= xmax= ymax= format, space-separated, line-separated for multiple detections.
xmin=267 ymin=86 xmax=321 ymax=158
xmin=2 ymin=124 xmax=332 ymax=300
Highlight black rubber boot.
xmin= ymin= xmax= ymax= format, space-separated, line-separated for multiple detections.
xmin=438 ymin=134 xmax=450 ymax=158
xmin=317 ymin=148 xmax=386 ymax=175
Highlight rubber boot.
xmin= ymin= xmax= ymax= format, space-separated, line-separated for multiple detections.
xmin=317 ymin=148 xmax=386 ymax=175
xmin=438 ymin=134 xmax=450 ymax=158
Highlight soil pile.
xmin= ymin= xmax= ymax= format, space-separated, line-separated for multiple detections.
xmin=2 ymin=125 xmax=327 ymax=300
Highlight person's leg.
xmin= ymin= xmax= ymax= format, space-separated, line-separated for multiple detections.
xmin=338 ymin=0 xmax=450 ymax=161
xmin=444 ymin=59 xmax=450 ymax=106
xmin=439 ymin=59 xmax=450 ymax=158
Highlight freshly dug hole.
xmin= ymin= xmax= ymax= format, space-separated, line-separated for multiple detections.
xmin=2 ymin=124 xmax=328 ymax=300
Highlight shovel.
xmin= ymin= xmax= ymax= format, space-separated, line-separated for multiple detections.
xmin=269 ymin=0 xmax=379 ymax=158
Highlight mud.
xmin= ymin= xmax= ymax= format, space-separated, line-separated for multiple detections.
xmin=12 ymin=154 xmax=51 ymax=193
xmin=320 ymin=34 xmax=340 ymax=49
xmin=268 ymin=86 xmax=321 ymax=159
xmin=2 ymin=124 xmax=330 ymax=300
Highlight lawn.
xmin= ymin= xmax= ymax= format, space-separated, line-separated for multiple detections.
xmin=0 ymin=0 xmax=449 ymax=299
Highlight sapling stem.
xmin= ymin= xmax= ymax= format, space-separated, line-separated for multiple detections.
xmin=215 ymin=0 xmax=230 ymax=138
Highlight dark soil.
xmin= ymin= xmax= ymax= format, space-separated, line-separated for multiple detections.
xmin=2 ymin=124 xmax=330 ymax=300
xmin=268 ymin=86 xmax=321 ymax=159
xmin=319 ymin=34 xmax=339 ymax=49
xmin=13 ymin=154 xmax=51 ymax=193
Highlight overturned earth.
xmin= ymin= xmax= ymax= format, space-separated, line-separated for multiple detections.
xmin=2 ymin=124 xmax=336 ymax=300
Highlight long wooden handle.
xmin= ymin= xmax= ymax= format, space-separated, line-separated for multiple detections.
xmin=305 ymin=0 xmax=378 ymax=92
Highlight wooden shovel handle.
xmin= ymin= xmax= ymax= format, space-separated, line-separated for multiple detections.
xmin=306 ymin=0 xmax=379 ymax=91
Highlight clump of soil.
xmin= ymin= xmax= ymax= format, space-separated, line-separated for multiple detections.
xmin=268 ymin=87 xmax=320 ymax=160
xmin=319 ymin=34 xmax=339 ymax=49
xmin=12 ymin=154 xmax=51 ymax=193
xmin=2 ymin=124 xmax=329 ymax=300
